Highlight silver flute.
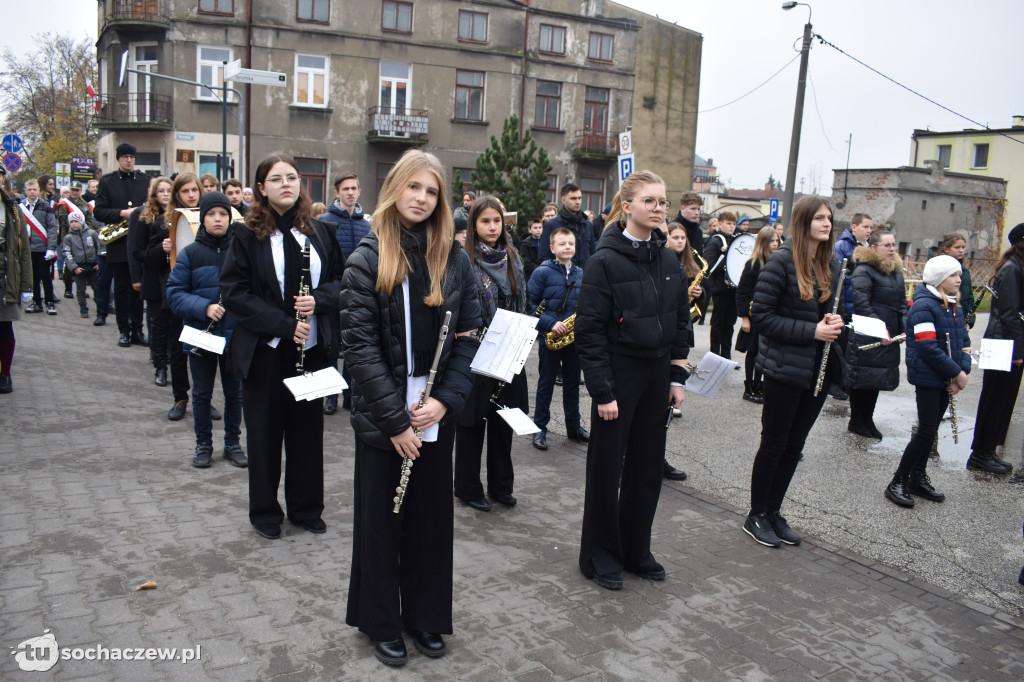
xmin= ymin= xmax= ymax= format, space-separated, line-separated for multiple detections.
xmin=814 ymin=258 xmax=848 ymax=397
xmin=393 ymin=310 xmax=453 ymax=514
xmin=857 ymin=333 xmax=906 ymax=351
xmin=946 ymin=332 xmax=960 ymax=444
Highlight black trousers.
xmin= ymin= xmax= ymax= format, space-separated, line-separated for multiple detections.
xmin=744 ymin=333 xmax=762 ymax=382
xmin=346 ymin=425 xmax=455 ymax=642
xmin=749 ymin=376 xmax=829 ymax=514
xmin=242 ymin=342 xmax=326 ymax=526
xmin=579 ymin=354 xmax=668 ymax=579
xmin=896 ymin=386 xmax=949 ymax=478
xmin=454 ymin=405 xmax=514 ymax=500
xmin=110 ymin=262 xmax=143 ymax=333
xmin=148 ymin=302 xmax=191 ymax=402
xmin=95 ymin=255 xmax=112 ymax=317
xmin=709 ymin=289 xmax=737 ymax=358
xmin=30 ymin=251 xmax=55 ymax=305
xmin=72 ymin=269 xmax=99 ymax=313
xmin=971 ymin=364 xmax=1024 ymax=454
xmin=848 ymin=388 xmax=880 ymax=425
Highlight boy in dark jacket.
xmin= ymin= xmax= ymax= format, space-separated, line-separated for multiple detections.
xmin=166 ymin=192 xmax=246 ymax=469
xmin=528 ymin=227 xmax=583 ymax=450
xmin=61 ymin=209 xmax=104 ymax=318
xmin=520 ymin=218 xmax=544 ymax=281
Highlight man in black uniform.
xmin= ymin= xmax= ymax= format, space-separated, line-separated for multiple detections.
xmin=93 ymin=143 xmax=150 ymax=347
xmin=703 ymin=210 xmax=738 ymax=359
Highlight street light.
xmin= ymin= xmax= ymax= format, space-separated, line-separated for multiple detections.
xmin=780 ymin=2 xmax=813 ymax=227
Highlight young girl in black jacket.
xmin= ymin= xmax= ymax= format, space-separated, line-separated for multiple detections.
xmin=745 ymin=196 xmax=845 ymax=548
xmin=735 ymin=226 xmax=779 ymax=403
xmin=340 ymin=149 xmax=481 ymax=667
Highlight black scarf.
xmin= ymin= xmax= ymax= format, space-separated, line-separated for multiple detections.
xmin=276 ymin=205 xmax=303 ymax=313
xmin=559 ymin=204 xmax=584 ymax=225
xmin=401 ymin=224 xmax=442 ymax=376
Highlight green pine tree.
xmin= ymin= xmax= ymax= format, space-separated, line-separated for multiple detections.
xmin=471 ymin=114 xmax=553 ymax=234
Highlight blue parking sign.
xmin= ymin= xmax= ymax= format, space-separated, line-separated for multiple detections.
xmin=769 ymin=198 xmax=780 ymax=224
xmin=618 ymin=153 xmax=634 ymax=185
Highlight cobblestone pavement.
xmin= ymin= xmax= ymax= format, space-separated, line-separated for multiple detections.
xmin=2 ymin=305 xmax=1023 ymax=680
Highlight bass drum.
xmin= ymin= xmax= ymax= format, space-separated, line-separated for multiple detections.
xmin=725 ymin=233 xmax=756 ymax=288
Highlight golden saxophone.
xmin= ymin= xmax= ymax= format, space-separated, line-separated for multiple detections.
xmin=98 ymin=218 xmax=130 ymax=244
xmin=544 ymin=313 xmax=575 ymax=350
xmin=689 ymin=248 xmax=709 ymax=321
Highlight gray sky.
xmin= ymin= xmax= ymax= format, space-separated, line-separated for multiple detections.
xmin=4 ymin=1 xmax=1022 ymax=192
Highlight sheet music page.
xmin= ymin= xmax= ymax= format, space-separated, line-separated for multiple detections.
xmin=851 ymin=314 xmax=889 ymax=340
xmin=283 ymin=367 xmax=348 ymax=401
xmin=978 ymin=338 xmax=1014 ymax=372
xmin=497 ymin=407 xmax=542 ymax=435
xmin=683 ymin=352 xmax=738 ymax=399
xmin=470 ymin=309 xmax=539 ymax=382
xmin=179 ymin=325 xmax=226 ymax=354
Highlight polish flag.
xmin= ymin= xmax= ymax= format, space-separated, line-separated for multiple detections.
xmin=86 ymin=77 xmax=100 ymax=112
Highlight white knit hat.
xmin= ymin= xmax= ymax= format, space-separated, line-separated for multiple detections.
xmin=922 ymin=254 xmax=961 ymax=287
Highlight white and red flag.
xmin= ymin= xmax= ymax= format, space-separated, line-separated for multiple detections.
xmin=86 ymin=77 xmax=100 ymax=112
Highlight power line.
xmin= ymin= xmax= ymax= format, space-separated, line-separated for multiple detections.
xmin=814 ymin=33 xmax=1024 ymax=146
xmin=654 ymin=53 xmax=800 ymax=115
xmin=807 ymin=73 xmax=843 ymax=153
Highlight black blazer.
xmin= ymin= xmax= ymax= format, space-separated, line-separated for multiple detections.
xmin=220 ymin=219 xmax=345 ymax=380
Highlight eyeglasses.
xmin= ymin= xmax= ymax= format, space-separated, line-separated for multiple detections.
xmin=629 ymin=198 xmax=671 ymax=212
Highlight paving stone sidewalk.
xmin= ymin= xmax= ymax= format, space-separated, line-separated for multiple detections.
xmin=2 ymin=308 xmax=1023 ymax=680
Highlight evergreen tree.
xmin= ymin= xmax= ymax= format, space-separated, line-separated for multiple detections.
xmin=471 ymin=114 xmax=553 ymax=234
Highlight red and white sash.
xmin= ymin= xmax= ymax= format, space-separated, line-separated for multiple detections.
xmin=19 ymin=203 xmax=47 ymax=245
xmin=58 ymin=198 xmax=79 ymax=216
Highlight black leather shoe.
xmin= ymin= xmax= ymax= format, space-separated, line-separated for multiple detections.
xmin=223 ymin=445 xmax=248 ymax=468
xmin=630 ymin=562 xmax=666 ymax=581
xmin=864 ymin=420 xmax=883 ymax=439
xmin=131 ymin=331 xmax=148 ymax=346
xmin=64 ymin=290 xmax=75 ymax=299
xmin=663 ymin=460 xmax=687 ymax=481
xmin=967 ymin=450 xmax=1013 ymax=474
xmin=459 ymin=496 xmax=491 ymax=512
xmin=154 ymin=368 xmax=168 ymax=387
xmin=884 ymin=475 xmax=915 ymax=507
xmin=491 ymin=493 xmax=517 ymax=507
xmin=569 ymin=427 xmax=589 ymax=443
xmin=373 ymin=638 xmax=408 ymax=666
xmin=323 ymin=394 xmax=338 ymax=415
xmin=0 ymin=375 xmax=11 ymax=394
xmin=847 ymin=419 xmax=876 ymax=438
xmin=293 ymin=517 xmax=327 ymax=534
xmin=168 ymin=400 xmax=187 ymax=421
xmin=767 ymin=511 xmax=802 ymax=545
xmin=192 ymin=444 xmax=213 ymax=468
xmin=590 ymin=572 xmax=623 ymax=590
xmin=210 ymin=405 xmax=222 ymax=421
xmin=253 ymin=523 xmax=281 ymax=539
xmin=532 ymin=432 xmax=548 ymax=450
xmin=907 ymin=470 xmax=945 ymax=502
xmin=405 ymin=629 xmax=446 ymax=658
xmin=118 ymin=331 xmax=131 ymax=347
xmin=93 ymin=315 xmax=106 ymax=326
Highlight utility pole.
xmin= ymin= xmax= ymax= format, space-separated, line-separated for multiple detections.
xmin=781 ymin=2 xmax=812 ymax=227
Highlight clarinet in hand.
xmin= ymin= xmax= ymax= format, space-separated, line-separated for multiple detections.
xmin=295 ymin=237 xmax=311 ymax=373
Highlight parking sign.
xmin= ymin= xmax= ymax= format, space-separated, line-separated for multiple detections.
xmin=618 ymin=153 xmax=634 ymax=185
xmin=769 ymin=198 xmax=780 ymax=224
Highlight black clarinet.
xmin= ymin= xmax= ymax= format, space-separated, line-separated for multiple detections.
xmin=295 ymin=237 xmax=311 ymax=373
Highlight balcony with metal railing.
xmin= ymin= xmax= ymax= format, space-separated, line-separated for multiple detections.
xmin=104 ymin=0 xmax=168 ymax=30
xmin=366 ymin=106 xmax=429 ymax=145
xmin=93 ymin=93 xmax=173 ymax=131
xmin=571 ymin=130 xmax=618 ymax=161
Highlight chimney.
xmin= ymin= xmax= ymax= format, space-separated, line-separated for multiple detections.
xmin=587 ymin=0 xmax=606 ymax=18
xmin=1013 ymin=115 xmax=1024 ymax=128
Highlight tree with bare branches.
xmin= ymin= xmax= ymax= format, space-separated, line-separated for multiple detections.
xmin=0 ymin=33 xmax=97 ymax=184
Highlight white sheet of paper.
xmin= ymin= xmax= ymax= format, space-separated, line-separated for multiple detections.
xmin=684 ymin=352 xmax=739 ymax=399
xmin=851 ymin=314 xmax=890 ymax=340
xmin=179 ymin=325 xmax=227 ymax=354
xmin=978 ymin=338 xmax=1014 ymax=372
xmin=470 ymin=309 xmax=539 ymax=382
xmin=282 ymin=367 xmax=348 ymax=401
xmin=496 ymin=407 xmax=542 ymax=435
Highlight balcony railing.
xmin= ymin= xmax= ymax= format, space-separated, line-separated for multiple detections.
xmin=93 ymin=93 xmax=173 ymax=130
xmin=571 ymin=130 xmax=618 ymax=160
xmin=367 ymin=106 xmax=429 ymax=144
xmin=106 ymin=0 xmax=167 ymax=27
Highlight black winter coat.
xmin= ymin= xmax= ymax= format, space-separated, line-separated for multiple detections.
xmin=703 ymin=230 xmax=735 ymax=295
xmin=93 ymin=170 xmax=151 ymax=263
xmin=221 ymin=218 xmax=344 ymax=380
xmin=982 ymin=258 xmax=1024 ymax=361
xmin=735 ymin=258 xmax=764 ymax=322
xmin=340 ymin=232 xmax=482 ymax=449
xmin=844 ymin=246 xmax=906 ymax=391
xmin=576 ymin=222 xmax=691 ymax=405
xmin=134 ymin=209 xmax=167 ymax=301
xmin=752 ymin=241 xmax=844 ymax=390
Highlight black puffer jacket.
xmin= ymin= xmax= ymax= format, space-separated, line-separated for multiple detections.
xmin=752 ymin=241 xmax=844 ymax=390
xmin=340 ymin=232 xmax=482 ymax=449
xmin=844 ymin=246 xmax=906 ymax=391
xmin=735 ymin=258 xmax=764 ymax=322
xmin=703 ymin=230 xmax=735 ymax=295
xmin=982 ymin=258 xmax=1024 ymax=361
xmin=576 ymin=222 xmax=691 ymax=405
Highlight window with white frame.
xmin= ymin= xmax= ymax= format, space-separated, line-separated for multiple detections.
xmin=294 ymin=54 xmax=329 ymax=107
xmin=196 ymin=46 xmax=234 ymax=100
xmin=936 ymin=144 xmax=951 ymax=169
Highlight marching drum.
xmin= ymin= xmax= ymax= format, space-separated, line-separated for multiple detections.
xmin=725 ymin=232 xmax=756 ymax=288
xmin=170 ymin=206 xmax=243 ymax=268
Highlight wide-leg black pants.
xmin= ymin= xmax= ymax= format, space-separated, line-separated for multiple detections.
xmin=971 ymin=364 xmax=1024 ymax=454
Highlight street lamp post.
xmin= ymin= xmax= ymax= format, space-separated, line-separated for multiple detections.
xmin=781 ymin=2 xmax=812 ymax=227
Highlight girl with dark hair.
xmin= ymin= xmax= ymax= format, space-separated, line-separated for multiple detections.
xmin=0 ymin=166 xmax=33 ymax=393
xmin=937 ymin=232 xmax=976 ymax=331
xmin=845 ymin=229 xmax=906 ymax=439
xmin=744 ymin=196 xmax=845 ymax=548
xmin=736 ymin=226 xmax=780 ymax=403
xmin=130 ymin=177 xmax=172 ymax=385
xmin=454 ymin=196 xmax=531 ymax=511
xmin=221 ymin=153 xmax=345 ymax=540
xmin=341 ymin=149 xmax=480 ymax=667
xmin=965 ymin=225 xmax=1024 ymax=475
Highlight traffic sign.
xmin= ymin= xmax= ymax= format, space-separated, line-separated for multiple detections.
xmin=618 ymin=130 xmax=632 ymax=155
xmin=224 ymin=59 xmax=287 ymax=87
xmin=769 ymin=198 xmax=780 ymax=224
xmin=55 ymin=162 xmax=71 ymax=176
xmin=3 ymin=153 xmax=22 ymax=173
xmin=2 ymin=134 xmax=23 ymax=155
xmin=617 ymin=153 xmax=634 ymax=186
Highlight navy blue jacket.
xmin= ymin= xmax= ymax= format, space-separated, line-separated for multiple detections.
xmin=166 ymin=226 xmax=236 ymax=352
xmin=833 ymin=229 xmax=860 ymax=319
xmin=319 ymin=201 xmax=370 ymax=259
xmin=905 ymin=283 xmax=971 ymax=389
xmin=528 ymin=259 xmax=581 ymax=334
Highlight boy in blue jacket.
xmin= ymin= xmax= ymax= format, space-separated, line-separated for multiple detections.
xmin=166 ymin=192 xmax=246 ymax=469
xmin=528 ymin=227 xmax=586 ymax=450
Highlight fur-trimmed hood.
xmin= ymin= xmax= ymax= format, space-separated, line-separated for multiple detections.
xmin=853 ymin=245 xmax=902 ymax=275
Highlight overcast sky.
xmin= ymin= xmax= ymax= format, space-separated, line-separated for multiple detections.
xmin=4 ymin=1 xmax=1021 ymax=192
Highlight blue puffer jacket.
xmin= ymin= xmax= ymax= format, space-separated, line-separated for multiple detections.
xmin=833 ymin=229 xmax=860 ymax=319
xmin=905 ymin=283 xmax=971 ymax=389
xmin=528 ymin=259 xmax=581 ymax=333
xmin=165 ymin=226 xmax=236 ymax=352
xmin=319 ymin=201 xmax=370 ymax=259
